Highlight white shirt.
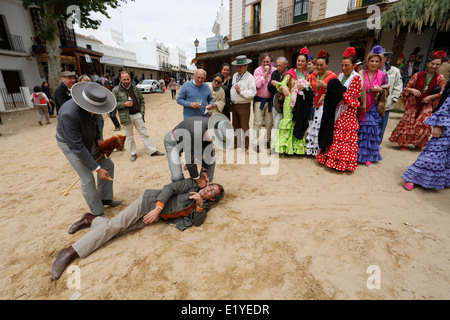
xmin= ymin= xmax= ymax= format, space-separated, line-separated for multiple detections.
xmin=230 ymin=71 xmax=257 ymax=104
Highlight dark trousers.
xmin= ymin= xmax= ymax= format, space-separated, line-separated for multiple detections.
xmin=47 ymin=101 xmax=55 ymax=115
xmin=171 ymin=90 xmax=176 ymax=99
xmin=232 ymin=102 xmax=251 ymax=149
xmin=109 ymin=108 xmax=121 ymax=129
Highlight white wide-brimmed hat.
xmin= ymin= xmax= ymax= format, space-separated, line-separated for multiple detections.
xmin=208 ymin=113 xmax=234 ymax=150
xmin=71 ymin=82 xmax=116 ymax=114
xmin=231 ymin=55 xmax=252 ymax=66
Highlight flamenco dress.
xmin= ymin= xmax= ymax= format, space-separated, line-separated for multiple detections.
xmin=389 ymin=72 xmax=445 ymax=149
xmin=272 ymin=69 xmax=311 ymax=155
xmin=357 ymin=70 xmax=388 ymax=163
xmin=316 ymin=71 xmax=362 ymax=171
xmin=306 ymin=71 xmax=337 ymax=156
xmin=401 ymin=95 xmax=450 ymax=189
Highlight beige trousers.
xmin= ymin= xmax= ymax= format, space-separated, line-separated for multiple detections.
xmin=253 ymin=101 xmax=273 ymax=144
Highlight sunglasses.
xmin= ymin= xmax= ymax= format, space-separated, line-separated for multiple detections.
xmin=213 ymin=79 xmax=222 ymax=85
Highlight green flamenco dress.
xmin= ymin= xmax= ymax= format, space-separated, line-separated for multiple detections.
xmin=272 ymin=72 xmax=310 ymax=154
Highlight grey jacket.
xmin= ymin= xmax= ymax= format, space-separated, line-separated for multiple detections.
xmin=140 ymin=179 xmax=209 ymax=228
xmin=56 ymin=99 xmax=104 ymax=171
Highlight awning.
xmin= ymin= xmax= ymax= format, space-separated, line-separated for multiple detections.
xmin=197 ymin=19 xmax=372 ymax=60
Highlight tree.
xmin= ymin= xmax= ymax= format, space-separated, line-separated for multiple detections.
xmin=379 ymin=0 xmax=450 ymax=66
xmin=22 ymin=0 xmax=132 ymax=94
xmin=380 ymin=0 xmax=449 ymax=34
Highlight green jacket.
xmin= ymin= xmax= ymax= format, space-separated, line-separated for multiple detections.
xmin=112 ymin=83 xmax=146 ymax=126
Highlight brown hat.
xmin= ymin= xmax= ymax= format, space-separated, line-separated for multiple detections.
xmin=61 ymin=71 xmax=76 ymax=78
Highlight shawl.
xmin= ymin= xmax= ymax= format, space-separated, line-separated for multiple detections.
xmin=360 ymin=70 xmax=387 ymax=122
xmin=292 ymin=85 xmax=314 ymax=140
xmin=413 ymin=71 xmax=439 ymax=118
xmin=311 ymin=71 xmax=337 ymax=107
xmin=318 ymin=78 xmax=347 ymax=152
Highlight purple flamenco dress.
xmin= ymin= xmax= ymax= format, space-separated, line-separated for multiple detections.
xmin=402 ymin=95 xmax=450 ymax=189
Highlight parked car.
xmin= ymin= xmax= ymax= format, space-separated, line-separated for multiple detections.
xmin=137 ymin=79 xmax=160 ymax=93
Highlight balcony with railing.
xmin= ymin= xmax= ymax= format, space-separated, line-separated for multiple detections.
xmin=348 ymin=0 xmax=385 ymax=11
xmin=279 ymin=0 xmax=313 ymax=29
xmin=0 ymin=33 xmax=26 ymax=52
xmin=159 ymin=62 xmax=171 ymax=70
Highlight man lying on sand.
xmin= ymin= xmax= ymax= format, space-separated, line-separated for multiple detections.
xmin=51 ymin=179 xmax=224 ymax=281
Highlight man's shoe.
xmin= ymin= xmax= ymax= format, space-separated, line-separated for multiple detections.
xmin=51 ymin=246 xmax=79 ymax=281
xmin=114 ymin=127 xmax=121 ymax=131
xmin=130 ymin=154 xmax=137 ymax=162
xmin=68 ymin=212 xmax=97 ymax=234
xmin=102 ymin=200 xmax=121 ymax=207
xmin=151 ymin=150 xmax=165 ymax=157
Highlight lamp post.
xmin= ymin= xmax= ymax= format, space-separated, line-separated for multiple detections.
xmin=194 ymin=38 xmax=199 ymax=55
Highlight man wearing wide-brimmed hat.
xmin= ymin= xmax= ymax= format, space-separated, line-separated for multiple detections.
xmin=56 ymin=82 xmax=122 ymax=222
xmin=164 ymin=114 xmax=233 ymax=188
xmin=54 ymin=71 xmax=76 ymax=116
xmin=230 ymin=55 xmax=256 ymax=150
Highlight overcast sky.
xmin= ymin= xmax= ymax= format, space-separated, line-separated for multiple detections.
xmin=76 ymin=0 xmax=228 ymax=63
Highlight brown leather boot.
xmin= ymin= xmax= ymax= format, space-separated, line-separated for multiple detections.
xmin=68 ymin=212 xmax=97 ymax=234
xmin=51 ymin=246 xmax=79 ymax=281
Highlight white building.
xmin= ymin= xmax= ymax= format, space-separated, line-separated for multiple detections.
xmin=169 ymin=46 xmax=191 ymax=81
xmin=0 ymin=0 xmax=43 ymax=112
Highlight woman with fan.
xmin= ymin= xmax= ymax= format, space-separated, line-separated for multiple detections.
xmin=306 ymin=50 xmax=337 ymax=156
xmin=389 ymin=51 xmax=447 ymax=151
xmin=316 ymin=47 xmax=363 ymax=172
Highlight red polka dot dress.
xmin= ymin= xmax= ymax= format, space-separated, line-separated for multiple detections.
xmin=316 ymin=71 xmax=362 ymax=171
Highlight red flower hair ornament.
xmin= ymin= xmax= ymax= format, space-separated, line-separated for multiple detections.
xmin=343 ymin=47 xmax=356 ymax=58
xmin=300 ymin=48 xmax=309 ymax=55
xmin=318 ymin=50 xmax=328 ymax=58
xmin=434 ymin=50 xmax=447 ymax=58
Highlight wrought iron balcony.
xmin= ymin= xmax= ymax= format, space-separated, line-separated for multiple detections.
xmin=0 ymin=33 xmax=26 ymax=52
xmin=279 ymin=0 xmax=312 ymax=28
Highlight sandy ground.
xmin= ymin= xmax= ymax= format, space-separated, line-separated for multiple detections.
xmin=0 ymin=89 xmax=449 ymax=301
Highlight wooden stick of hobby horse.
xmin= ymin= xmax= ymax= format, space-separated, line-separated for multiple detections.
xmin=62 ymin=154 xmax=107 ymax=197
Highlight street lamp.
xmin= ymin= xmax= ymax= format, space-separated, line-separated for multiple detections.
xmin=194 ymin=38 xmax=199 ymax=55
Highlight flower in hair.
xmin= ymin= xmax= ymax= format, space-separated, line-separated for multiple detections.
xmin=343 ymin=47 xmax=356 ymax=57
xmin=309 ymin=54 xmax=314 ymax=60
xmin=318 ymin=50 xmax=327 ymax=58
xmin=371 ymin=45 xmax=384 ymax=54
xmin=434 ymin=50 xmax=447 ymax=58
xmin=300 ymin=48 xmax=309 ymax=55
